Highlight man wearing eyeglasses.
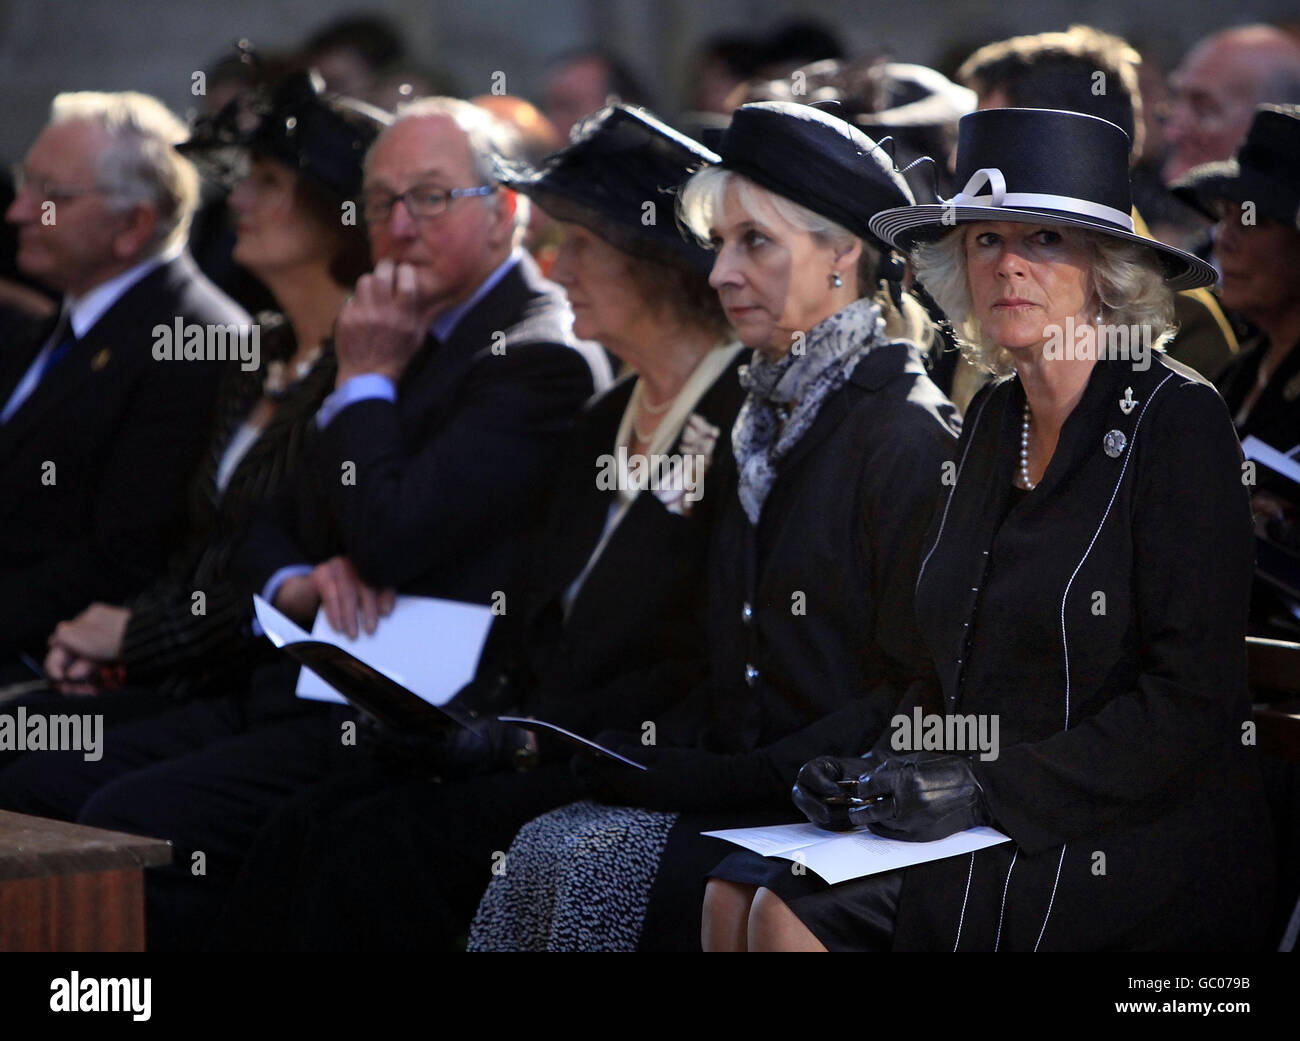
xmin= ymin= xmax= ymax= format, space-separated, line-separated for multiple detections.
xmin=0 ymin=97 xmax=610 ymax=950
xmin=259 ymin=96 xmax=610 ymax=634
xmin=0 ymin=91 xmax=246 ymax=678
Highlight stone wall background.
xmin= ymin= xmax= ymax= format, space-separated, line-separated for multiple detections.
xmin=0 ymin=0 xmax=1295 ymax=160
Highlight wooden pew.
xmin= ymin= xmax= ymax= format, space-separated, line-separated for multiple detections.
xmin=0 ymin=810 xmax=170 ymax=951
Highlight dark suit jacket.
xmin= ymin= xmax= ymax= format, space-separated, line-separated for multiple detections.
xmin=238 ymin=251 xmax=610 ymax=607
xmin=120 ymin=315 xmax=338 ymax=697
xmin=459 ymin=351 xmax=747 ymax=749
xmin=893 ymin=355 xmax=1274 ymax=950
xmin=0 ymin=252 xmax=247 ymax=660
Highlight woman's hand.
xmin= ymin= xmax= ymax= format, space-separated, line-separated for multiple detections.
xmin=792 ymin=753 xmax=883 ymax=831
xmin=44 ymin=603 xmax=132 ymax=694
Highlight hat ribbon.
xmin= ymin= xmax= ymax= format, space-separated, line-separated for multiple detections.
xmin=949 ymin=167 xmax=1134 ymax=232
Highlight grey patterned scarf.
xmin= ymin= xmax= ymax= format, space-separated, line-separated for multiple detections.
xmin=732 ymin=297 xmax=887 ymax=525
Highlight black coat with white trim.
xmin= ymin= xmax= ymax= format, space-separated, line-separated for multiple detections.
xmin=892 ymin=354 xmax=1274 ymax=950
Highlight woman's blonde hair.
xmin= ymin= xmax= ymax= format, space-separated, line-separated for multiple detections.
xmin=678 ymin=166 xmax=933 ymax=349
xmin=912 ymin=224 xmax=1176 ymax=376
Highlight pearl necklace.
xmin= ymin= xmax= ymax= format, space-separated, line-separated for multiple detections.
xmin=263 ymin=346 xmax=323 ymax=400
xmin=632 ymin=382 xmax=678 ymax=443
xmin=1019 ymin=401 xmax=1035 ymax=490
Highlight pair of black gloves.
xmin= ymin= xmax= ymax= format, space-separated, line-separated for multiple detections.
xmin=793 ymin=749 xmax=992 ymax=841
xmin=359 ymin=712 xmax=534 ymax=778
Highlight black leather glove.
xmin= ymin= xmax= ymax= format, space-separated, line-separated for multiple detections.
xmin=793 ymin=751 xmax=989 ymax=840
xmin=791 ymin=752 xmax=886 ymax=831
xmin=852 ymin=751 xmax=990 ymax=841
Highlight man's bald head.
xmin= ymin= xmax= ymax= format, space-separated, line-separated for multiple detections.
xmin=1163 ymin=24 xmax=1300 ymax=182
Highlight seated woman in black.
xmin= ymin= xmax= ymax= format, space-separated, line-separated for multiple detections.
xmin=706 ymin=107 xmax=1274 ymax=952
xmin=468 ymin=102 xmax=960 ymax=951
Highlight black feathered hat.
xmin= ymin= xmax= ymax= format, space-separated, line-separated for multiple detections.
xmin=496 ymin=104 xmax=718 ymax=274
xmin=181 ymin=69 xmax=390 ymax=200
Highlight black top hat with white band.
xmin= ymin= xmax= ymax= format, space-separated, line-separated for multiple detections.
xmin=869 ymin=108 xmax=1217 ymax=291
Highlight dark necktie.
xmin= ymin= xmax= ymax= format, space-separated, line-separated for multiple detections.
xmin=38 ymin=313 xmax=78 ymax=379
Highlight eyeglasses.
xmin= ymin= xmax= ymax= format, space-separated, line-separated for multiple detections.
xmin=11 ymin=164 xmax=110 ymax=202
xmin=361 ymin=182 xmax=496 ymax=223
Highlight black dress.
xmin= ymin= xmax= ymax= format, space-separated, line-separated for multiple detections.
xmin=726 ymin=354 xmax=1275 ymax=951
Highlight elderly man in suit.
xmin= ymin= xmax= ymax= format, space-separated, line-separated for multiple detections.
xmin=0 ymin=91 xmax=248 ymax=676
xmin=0 ymin=97 xmax=608 ymax=949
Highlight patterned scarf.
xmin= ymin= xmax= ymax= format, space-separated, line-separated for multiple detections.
xmin=732 ymin=297 xmax=887 ymax=525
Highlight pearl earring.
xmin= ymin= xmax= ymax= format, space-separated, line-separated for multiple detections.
xmin=829 ymin=271 xmax=843 ymax=289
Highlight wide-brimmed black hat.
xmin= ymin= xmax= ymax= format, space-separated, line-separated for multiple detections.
xmin=713 ymin=100 xmax=914 ymax=249
xmin=496 ymin=104 xmax=718 ymax=274
xmin=869 ymin=107 xmax=1217 ymax=291
xmin=181 ymin=70 xmax=390 ymax=200
xmin=1172 ymin=104 xmax=1300 ymax=230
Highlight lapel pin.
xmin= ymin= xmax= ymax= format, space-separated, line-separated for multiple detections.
xmin=1283 ymin=370 xmax=1300 ymax=402
xmin=1103 ymin=429 xmax=1127 ymax=458
xmin=90 ymin=348 xmax=110 ymax=371
xmin=1119 ymin=387 xmax=1137 ymax=415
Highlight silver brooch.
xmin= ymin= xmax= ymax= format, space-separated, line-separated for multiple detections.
xmin=1119 ymin=387 xmax=1137 ymax=415
xmin=1103 ymin=429 xmax=1127 ymax=458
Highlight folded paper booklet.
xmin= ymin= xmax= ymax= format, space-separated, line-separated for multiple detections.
xmin=252 ymin=596 xmax=645 ymax=768
xmin=702 ymin=822 xmax=1011 ymax=884
xmin=254 ymin=595 xmax=475 ymax=735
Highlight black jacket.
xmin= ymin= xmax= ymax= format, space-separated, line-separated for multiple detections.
xmin=1216 ymin=334 xmax=1300 ymax=452
xmin=238 ymin=252 xmax=610 ymax=607
xmin=595 ymin=339 xmax=962 ymax=809
xmin=461 ymin=351 xmax=748 ymax=747
xmin=0 ymin=252 xmax=246 ymax=660
xmin=120 ymin=315 xmax=337 ymax=697
xmin=894 ymin=354 xmax=1274 ymax=950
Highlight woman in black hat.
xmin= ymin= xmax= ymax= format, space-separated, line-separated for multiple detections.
xmin=36 ymin=73 xmax=386 ymax=704
xmin=469 ymin=101 xmax=960 ymax=951
xmin=707 ymin=107 xmax=1274 ymax=951
xmin=1184 ymin=105 xmax=1300 ymax=451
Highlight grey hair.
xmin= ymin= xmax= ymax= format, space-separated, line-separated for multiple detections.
xmin=49 ymin=91 xmax=198 ymax=255
xmin=382 ymin=95 xmax=530 ymax=246
xmin=678 ymin=166 xmax=932 ymax=347
xmin=912 ymin=225 xmax=1175 ymax=376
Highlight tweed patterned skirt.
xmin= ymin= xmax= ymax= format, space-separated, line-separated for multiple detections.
xmin=467 ymin=800 xmax=678 ymax=951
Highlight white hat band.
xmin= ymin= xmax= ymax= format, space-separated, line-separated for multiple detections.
xmin=949 ymin=167 xmax=1135 ymax=232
